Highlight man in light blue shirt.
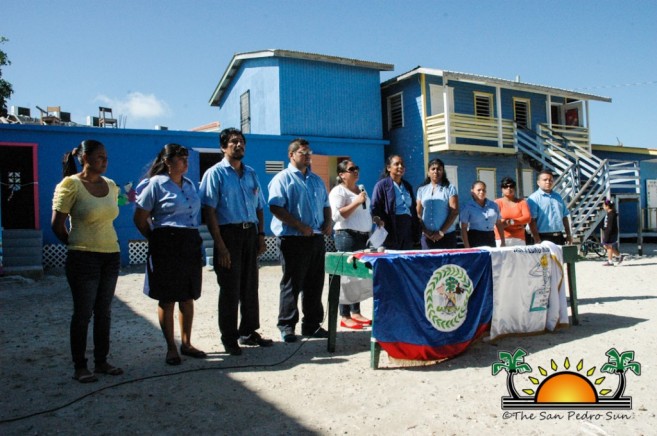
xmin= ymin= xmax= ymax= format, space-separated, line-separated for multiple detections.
xmin=268 ymin=138 xmax=333 ymax=343
xmin=200 ymin=128 xmax=272 ymax=356
xmin=527 ymin=170 xmax=573 ymax=245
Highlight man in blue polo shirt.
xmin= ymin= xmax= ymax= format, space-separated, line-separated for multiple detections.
xmin=527 ymin=170 xmax=573 ymax=245
xmin=268 ymin=138 xmax=333 ymax=343
xmin=200 ymin=128 xmax=273 ymax=356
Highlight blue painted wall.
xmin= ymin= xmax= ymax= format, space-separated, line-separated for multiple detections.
xmin=592 ymin=147 xmax=657 ymax=232
xmin=0 ymin=124 xmax=385 ymax=265
xmin=217 ymin=57 xmax=385 ymax=140
xmin=279 ymin=58 xmax=384 ymax=139
xmin=431 ymin=152 xmax=526 ymax=203
xmin=216 ymin=57 xmax=281 ymax=134
xmin=381 ymin=78 xmax=425 ymax=190
xmin=499 ymin=89 xmax=547 ymax=131
xmin=1 ymin=124 xmax=218 ymax=264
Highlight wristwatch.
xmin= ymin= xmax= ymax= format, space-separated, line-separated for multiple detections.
xmin=438 ymin=230 xmax=444 ymax=237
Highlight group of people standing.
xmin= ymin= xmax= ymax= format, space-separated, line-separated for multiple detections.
xmin=51 ymin=131 xmax=576 ymax=383
xmin=360 ymin=156 xmax=572 ymax=253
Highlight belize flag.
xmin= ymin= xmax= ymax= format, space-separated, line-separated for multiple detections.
xmin=357 ymin=248 xmax=493 ymax=361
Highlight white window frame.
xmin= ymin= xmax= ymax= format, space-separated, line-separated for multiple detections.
xmin=240 ymin=90 xmax=251 ymax=133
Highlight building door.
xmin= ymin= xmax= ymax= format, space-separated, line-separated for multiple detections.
xmin=429 ymin=84 xmax=454 ymax=116
xmin=197 ymin=150 xmax=223 ymax=225
xmin=0 ymin=144 xmax=38 ymax=230
xmin=564 ymin=101 xmax=584 ymax=127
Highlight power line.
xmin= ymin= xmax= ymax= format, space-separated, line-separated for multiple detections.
xmin=575 ymin=80 xmax=657 ymax=91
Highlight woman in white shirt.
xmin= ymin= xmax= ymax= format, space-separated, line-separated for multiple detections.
xmin=329 ymin=160 xmax=373 ymax=329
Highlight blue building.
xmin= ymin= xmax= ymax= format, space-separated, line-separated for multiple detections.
xmin=208 ymin=49 xmax=393 ymax=197
xmin=380 ymin=67 xmax=647 ymax=244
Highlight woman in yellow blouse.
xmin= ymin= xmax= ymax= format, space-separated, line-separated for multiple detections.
xmin=51 ymin=140 xmax=123 ymax=383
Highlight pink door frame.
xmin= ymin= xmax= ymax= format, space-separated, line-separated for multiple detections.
xmin=0 ymin=142 xmax=40 ymax=229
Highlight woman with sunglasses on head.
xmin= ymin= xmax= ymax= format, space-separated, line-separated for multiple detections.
xmin=134 ymin=144 xmax=206 ymax=366
xmin=494 ymin=177 xmax=531 ymax=247
xmin=371 ymin=155 xmax=420 ymax=250
xmin=52 ymin=139 xmax=124 ymax=383
xmin=416 ymin=158 xmax=459 ymax=249
xmin=329 ymin=160 xmax=373 ymax=329
xmin=460 ymin=180 xmax=505 ymax=248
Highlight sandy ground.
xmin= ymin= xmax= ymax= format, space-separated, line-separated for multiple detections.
xmin=1 ymin=243 xmax=657 ymax=435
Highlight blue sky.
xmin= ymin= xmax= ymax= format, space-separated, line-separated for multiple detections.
xmin=4 ymin=0 xmax=656 ymax=147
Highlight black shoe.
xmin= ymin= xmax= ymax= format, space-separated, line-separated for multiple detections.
xmin=239 ymin=332 xmax=274 ymax=347
xmin=280 ymin=328 xmax=297 ymax=343
xmin=224 ymin=343 xmax=242 ymax=356
xmin=302 ymin=327 xmax=329 ymax=338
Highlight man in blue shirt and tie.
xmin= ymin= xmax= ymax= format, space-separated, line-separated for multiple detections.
xmin=200 ymin=128 xmax=273 ymax=356
xmin=527 ymin=170 xmax=573 ymax=245
xmin=268 ymin=138 xmax=333 ymax=343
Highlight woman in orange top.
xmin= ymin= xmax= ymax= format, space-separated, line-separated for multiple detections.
xmin=494 ymin=177 xmax=531 ymax=247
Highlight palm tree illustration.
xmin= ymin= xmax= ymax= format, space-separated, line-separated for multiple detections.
xmin=600 ymin=348 xmax=641 ymax=399
xmin=492 ymin=348 xmax=532 ymax=399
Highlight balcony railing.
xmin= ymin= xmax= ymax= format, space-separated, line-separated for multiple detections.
xmin=539 ymin=123 xmax=590 ymax=151
xmin=426 ymin=114 xmax=591 ymax=152
xmin=426 ymin=113 xmax=517 ymax=149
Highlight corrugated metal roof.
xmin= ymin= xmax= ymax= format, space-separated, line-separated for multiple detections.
xmin=209 ymin=49 xmax=394 ymax=106
xmin=382 ymin=66 xmax=612 ymax=103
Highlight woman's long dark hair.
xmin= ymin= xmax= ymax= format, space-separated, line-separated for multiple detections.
xmin=420 ymin=158 xmax=449 ymax=187
xmin=379 ymin=154 xmax=402 ymax=180
xmin=144 ymin=143 xmax=188 ymax=178
xmin=61 ymin=139 xmax=105 ymax=177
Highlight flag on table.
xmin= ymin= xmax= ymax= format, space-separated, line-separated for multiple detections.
xmin=355 ymin=242 xmax=568 ymax=361
xmin=358 ymin=249 xmax=493 ymax=361
xmin=488 ymin=241 xmax=568 ymax=340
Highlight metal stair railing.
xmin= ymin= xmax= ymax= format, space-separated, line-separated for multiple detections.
xmin=515 ymin=124 xmax=610 ymax=242
xmin=608 ymin=159 xmax=641 ymax=193
xmin=566 ymin=161 xmax=610 ymax=241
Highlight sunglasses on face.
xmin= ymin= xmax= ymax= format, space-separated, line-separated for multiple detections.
xmin=502 ymin=184 xmax=516 ymax=189
xmin=295 ymin=150 xmax=313 ymax=156
xmin=347 ymin=166 xmax=360 ymax=173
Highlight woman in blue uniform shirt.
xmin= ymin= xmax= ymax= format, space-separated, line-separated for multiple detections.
xmin=416 ymin=158 xmax=459 ymax=249
xmin=134 ymin=143 xmax=206 ymax=365
xmin=460 ymin=180 xmax=505 ymax=248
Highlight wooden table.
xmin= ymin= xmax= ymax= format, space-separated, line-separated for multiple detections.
xmin=324 ymin=245 xmax=580 ymax=369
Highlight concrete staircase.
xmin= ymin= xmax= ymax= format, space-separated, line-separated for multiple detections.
xmin=1 ymin=229 xmax=44 ymax=279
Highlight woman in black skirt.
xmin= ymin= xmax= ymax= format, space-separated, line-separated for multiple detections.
xmin=459 ymin=180 xmax=505 ymax=248
xmin=134 ymin=144 xmax=206 ymax=365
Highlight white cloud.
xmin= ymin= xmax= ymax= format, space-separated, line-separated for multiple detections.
xmin=95 ymin=92 xmax=171 ymax=120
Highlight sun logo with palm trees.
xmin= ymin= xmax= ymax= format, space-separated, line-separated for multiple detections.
xmin=492 ymin=348 xmax=641 ymax=410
